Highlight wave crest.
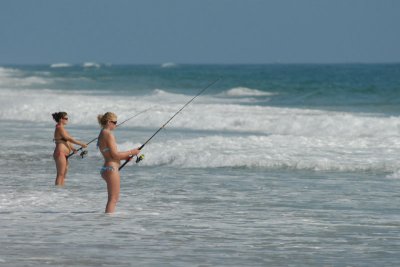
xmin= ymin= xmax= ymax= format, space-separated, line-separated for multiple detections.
xmin=223 ymin=87 xmax=275 ymax=97
xmin=118 ymin=135 xmax=400 ymax=172
xmin=161 ymin=62 xmax=177 ymax=68
xmin=83 ymin=62 xmax=101 ymax=68
xmin=50 ymin=63 xmax=72 ymax=68
xmin=0 ymin=67 xmax=48 ymax=87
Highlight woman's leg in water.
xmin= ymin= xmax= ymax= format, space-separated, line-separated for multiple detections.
xmin=54 ymin=154 xmax=67 ymax=186
xmin=102 ymin=170 xmax=120 ymax=213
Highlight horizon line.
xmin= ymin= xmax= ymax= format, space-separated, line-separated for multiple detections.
xmin=1 ymin=61 xmax=400 ymax=66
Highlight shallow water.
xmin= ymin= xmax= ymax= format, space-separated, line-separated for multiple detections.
xmin=1 ymin=160 xmax=399 ymax=266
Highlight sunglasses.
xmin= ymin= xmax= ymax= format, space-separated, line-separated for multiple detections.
xmin=62 ymin=117 xmax=69 ymax=120
xmin=110 ymin=121 xmax=117 ymax=125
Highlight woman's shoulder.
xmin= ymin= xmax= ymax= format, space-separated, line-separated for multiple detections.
xmin=55 ymin=124 xmax=65 ymax=134
xmin=101 ymin=129 xmax=114 ymax=138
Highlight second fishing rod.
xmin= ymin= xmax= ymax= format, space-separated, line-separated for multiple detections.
xmin=119 ymin=78 xmax=220 ymax=171
xmin=66 ymin=107 xmax=151 ymax=159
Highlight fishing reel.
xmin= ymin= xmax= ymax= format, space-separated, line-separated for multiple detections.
xmin=136 ymin=154 xmax=145 ymax=163
xmin=80 ymin=150 xmax=88 ymax=158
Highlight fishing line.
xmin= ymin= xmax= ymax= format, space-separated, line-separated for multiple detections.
xmin=119 ymin=78 xmax=220 ymax=171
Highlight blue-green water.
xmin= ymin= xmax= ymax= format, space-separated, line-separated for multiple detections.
xmin=1 ymin=63 xmax=400 ymax=266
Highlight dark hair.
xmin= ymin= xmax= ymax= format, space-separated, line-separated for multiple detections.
xmin=52 ymin=112 xmax=68 ymax=123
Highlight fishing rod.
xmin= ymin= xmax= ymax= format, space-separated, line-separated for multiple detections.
xmin=66 ymin=107 xmax=152 ymax=159
xmin=119 ymin=78 xmax=220 ymax=171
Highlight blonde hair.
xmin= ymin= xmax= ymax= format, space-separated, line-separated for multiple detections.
xmin=97 ymin=112 xmax=117 ymax=127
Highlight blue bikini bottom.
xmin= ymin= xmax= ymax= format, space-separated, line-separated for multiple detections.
xmin=100 ymin=166 xmax=116 ymax=175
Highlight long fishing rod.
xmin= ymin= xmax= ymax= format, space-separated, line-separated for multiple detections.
xmin=66 ymin=107 xmax=152 ymax=159
xmin=119 ymin=78 xmax=220 ymax=171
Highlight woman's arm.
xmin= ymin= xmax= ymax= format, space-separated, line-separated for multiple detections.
xmin=67 ymin=142 xmax=76 ymax=152
xmin=105 ymin=132 xmax=140 ymax=160
xmin=59 ymin=127 xmax=87 ymax=147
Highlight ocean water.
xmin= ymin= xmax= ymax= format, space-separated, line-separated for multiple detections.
xmin=0 ymin=63 xmax=400 ymax=266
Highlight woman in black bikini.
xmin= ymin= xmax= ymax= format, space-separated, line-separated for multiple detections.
xmin=52 ymin=112 xmax=87 ymax=186
xmin=97 ymin=112 xmax=140 ymax=213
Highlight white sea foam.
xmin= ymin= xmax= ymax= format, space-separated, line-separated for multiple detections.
xmin=2 ymin=86 xmax=400 ymax=172
xmin=82 ymin=62 xmax=101 ymax=68
xmin=50 ymin=63 xmax=72 ymax=68
xmin=223 ymin=87 xmax=275 ymax=97
xmin=0 ymin=66 xmax=19 ymax=76
xmin=161 ymin=62 xmax=177 ymax=68
xmin=0 ymin=67 xmax=16 ymax=87
xmin=1 ymin=87 xmax=400 ymax=138
xmin=0 ymin=67 xmax=49 ymax=88
xmin=386 ymin=170 xmax=400 ymax=179
xmin=117 ymin=134 xmax=400 ymax=172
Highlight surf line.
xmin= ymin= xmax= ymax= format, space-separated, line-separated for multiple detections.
xmin=119 ymin=78 xmax=221 ymax=171
xmin=66 ymin=107 xmax=152 ymax=159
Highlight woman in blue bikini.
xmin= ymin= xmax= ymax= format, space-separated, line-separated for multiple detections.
xmin=97 ymin=112 xmax=140 ymax=213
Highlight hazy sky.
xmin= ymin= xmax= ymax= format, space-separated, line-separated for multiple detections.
xmin=0 ymin=0 xmax=399 ymax=64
